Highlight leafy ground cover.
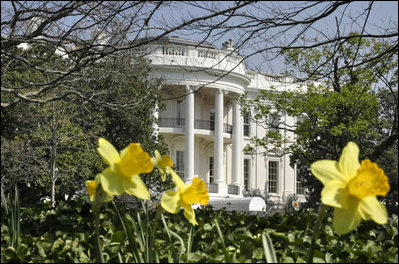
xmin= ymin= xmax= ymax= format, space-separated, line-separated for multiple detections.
xmin=1 ymin=196 xmax=398 ymax=263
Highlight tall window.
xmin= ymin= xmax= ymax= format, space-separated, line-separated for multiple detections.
xmin=244 ymin=159 xmax=250 ymax=191
xmin=243 ymin=111 xmax=250 ymax=136
xmin=268 ymin=161 xmax=279 ymax=193
xmin=176 ymin=100 xmax=184 ymax=126
xmin=209 ymin=157 xmax=214 ymax=183
xmin=176 ymin=151 xmax=184 ymax=178
xmin=296 ymin=175 xmax=305 ymax=195
xmin=209 ymin=110 xmax=215 ymax=131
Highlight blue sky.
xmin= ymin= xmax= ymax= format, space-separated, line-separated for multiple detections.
xmin=146 ymin=1 xmax=398 ymax=73
xmin=2 ymin=1 xmax=397 ymax=74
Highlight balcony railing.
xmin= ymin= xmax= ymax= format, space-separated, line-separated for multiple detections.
xmin=160 ymin=118 xmax=232 ymax=134
xmin=159 ymin=118 xmax=185 ymax=128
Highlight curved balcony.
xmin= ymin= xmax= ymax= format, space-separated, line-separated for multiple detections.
xmin=159 ymin=118 xmax=232 ymax=134
xmin=131 ymin=38 xmax=249 ymax=84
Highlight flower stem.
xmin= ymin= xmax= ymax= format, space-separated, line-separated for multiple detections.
xmin=307 ymin=204 xmax=327 ymax=263
xmin=93 ymin=185 xmax=106 ymax=263
xmin=94 ymin=212 xmax=105 ymax=263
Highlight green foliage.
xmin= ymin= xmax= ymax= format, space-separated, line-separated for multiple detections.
xmin=242 ymin=35 xmax=398 ymax=212
xmin=3 ymin=197 xmax=397 ymax=263
xmin=1 ymin=45 xmax=169 ymax=206
xmin=1 ymin=185 xmax=20 ymax=250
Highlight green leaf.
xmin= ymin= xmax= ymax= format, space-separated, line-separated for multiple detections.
xmin=253 ymin=247 xmax=264 ymax=259
xmin=203 ymin=223 xmax=212 ymax=231
xmin=262 ymin=232 xmax=278 ymax=263
xmin=79 ymin=252 xmax=91 ymax=263
xmin=313 ymin=257 xmax=326 ymax=263
xmin=287 ymin=233 xmax=295 ymax=242
xmin=36 ymin=243 xmax=47 ymax=258
xmin=111 ymin=230 xmax=126 ymax=243
xmin=51 ymin=237 xmax=64 ymax=252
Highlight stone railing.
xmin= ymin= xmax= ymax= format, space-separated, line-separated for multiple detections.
xmin=131 ymin=44 xmax=247 ymax=76
xmin=160 ymin=118 xmax=232 ymax=134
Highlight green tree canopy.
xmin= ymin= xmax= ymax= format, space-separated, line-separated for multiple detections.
xmin=242 ymin=36 xmax=398 ymax=213
xmin=1 ymin=42 xmax=169 ymax=206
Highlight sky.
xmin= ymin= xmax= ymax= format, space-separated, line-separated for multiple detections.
xmin=148 ymin=1 xmax=398 ymax=74
xmin=2 ymin=1 xmax=397 ymax=74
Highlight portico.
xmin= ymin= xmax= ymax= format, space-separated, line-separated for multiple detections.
xmin=146 ymin=36 xmax=304 ymax=203
xmin=170 ymin=85 xmax=244 ymax=196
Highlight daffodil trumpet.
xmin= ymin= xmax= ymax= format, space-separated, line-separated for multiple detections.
xmin=161 ymin=171 xmax=209 ymax=225
xmin=96 ymin=138 xmax=153 ymax=199
xmin=311 ymin=141 xmax=390 ymax=235
xmin=152 ymin=150 xmax=174 ymax=181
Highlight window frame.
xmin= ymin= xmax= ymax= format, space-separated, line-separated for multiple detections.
xmin=243 ymin=158 xmax=250 ymax=191
xmin=209 ymin=109 xmax=215 ymax=131
xmin=176 ymin=100 xmax=184 ymax=126
xmin=296 ymin=174 xmax=306 ymax=195
xmin=176 ymin=150 xmax=184 ymax=178
xmin=268 ymin=160 xmax=279 ymax=194
xmin=243 ymin=111 xmax=251 ymax=137
xmin=209 ymin=156 xmax=214 ymax=183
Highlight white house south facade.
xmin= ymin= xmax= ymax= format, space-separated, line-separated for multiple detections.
xmin=134 ymin=36 xmax=307 ymax=204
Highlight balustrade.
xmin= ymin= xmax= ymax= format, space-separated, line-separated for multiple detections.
xmin=159 ymin=118 xmax=232 ymax=134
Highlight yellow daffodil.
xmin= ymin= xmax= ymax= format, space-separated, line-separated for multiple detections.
xmin=86 ymin=174 xmax=114 ymax=202
xmin=86 ymin=180 xmax=98 ymax=202
xmin=152 ymin=150 xmax=174 ymax=181
xmin=97 ymin=138 xmax=153 ymax=199
xmin=161 ymin=171 xmax=209 ymax=225
xmin=311 ymin=142 xmax=390 ymax=234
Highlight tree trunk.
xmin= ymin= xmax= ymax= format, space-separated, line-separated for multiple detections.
xmin=50 ymin=102 xmax=57 ymax=208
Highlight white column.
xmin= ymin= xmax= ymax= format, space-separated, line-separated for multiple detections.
xmin=184 ymin=85 xmax=195 ymax=183
xmin=214 ymin=89 xmax=227 ymax=195
xmin=232 ymin=98 xmax=243 ymax=194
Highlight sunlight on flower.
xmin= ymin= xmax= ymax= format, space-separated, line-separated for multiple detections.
xmin=96 ymin=138 xmax=153 ymax=199
xmin=86 ymin=180 xmax=98 ymax=202
xmin=311 ymin=142 xmax=390 ymax=234
xmin=161 ymin=171 xmax=209 ymax=225
xmin=85 ymin=174 xmax=113 ymax=202
xmin=152 ymin=150 xmax=174 ymax=181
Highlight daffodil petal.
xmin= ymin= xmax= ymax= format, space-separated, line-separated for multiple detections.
xmin=124 ymin=174 xmax=150 ymax=200
xmin=321 ymin=181 xmax=348 ymax=208
xmin=170 ymin=169 xmax=185 ymax=190
xmin=154 ymin=150 xmax=162 ymax=161
xmin=338 ymin=142 xmax=360 ymax=180
xmin=97 ymin=138 xmax=120 ymax=165
xmin=183 ymin=204 xmax=198 ymax=225
xmin=181 ymin=177 xmax=209 ymax=205
xmin=118 ymin=143 xmax=154 ymax=176
xmin=311 ymin=160 xmax=347 ymax=185
xmin=332 ymin=199 xmax=361 ymax=234
xmin=100 ymin=167 xmax=125 ymax=196
xmin=86 ymin=180 xmax=98 ymax=202
xmin=358 ymin=196 xmax=388 ymax=224
xmin=94 ymin=173 xmax=102 ymax=183
xmin=161 ymin=190 xmax=181 ymax=214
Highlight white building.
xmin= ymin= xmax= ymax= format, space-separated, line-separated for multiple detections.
xmin=135 ymin=36 xmax=307 ymax=204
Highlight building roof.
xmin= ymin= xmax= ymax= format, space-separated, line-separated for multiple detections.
xmin=135 ymin=35 xmax=216 ymax=49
